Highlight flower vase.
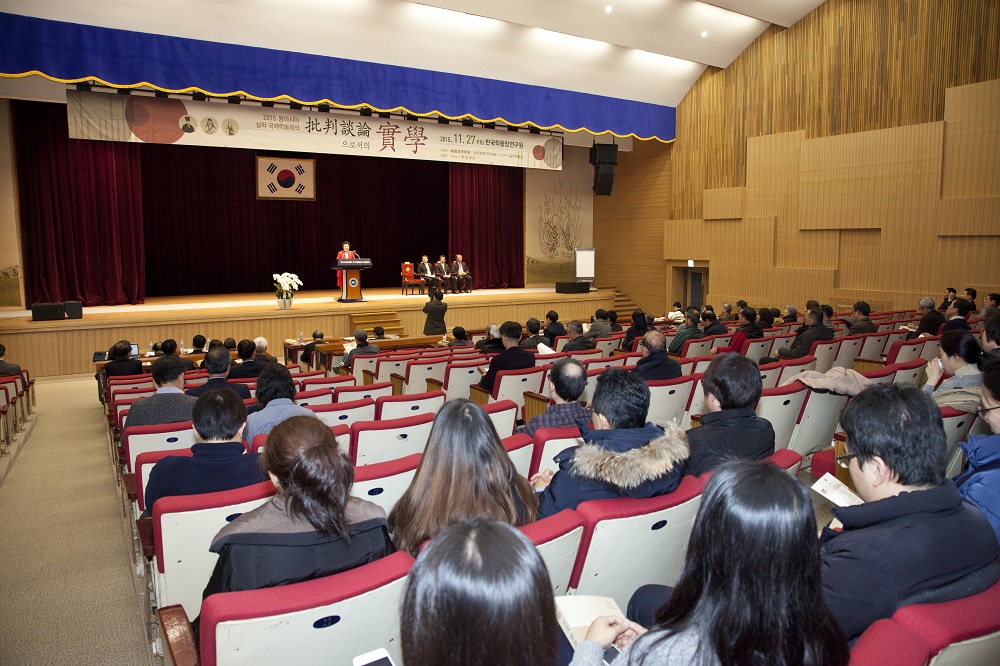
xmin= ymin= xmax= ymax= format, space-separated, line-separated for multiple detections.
xmin=277 ymin=296 xmax=292 ymax=310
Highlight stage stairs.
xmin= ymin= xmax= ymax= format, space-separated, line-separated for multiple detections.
xmin=350 ymin=311 xmax=405 ymax=337
xmin=597 ymin=285 xmax=641 ymax=317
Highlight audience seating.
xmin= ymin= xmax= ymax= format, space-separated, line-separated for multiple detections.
xmin=564 ymin=348 xmax=604 ymax=362
xmin=502 ymin=433 xmax=534 ymax=478
xmin=392 ymin=357 xmax=448 ymax=395
xmin=594 ymin=336 xmax=624 ymax=357
xmin=374 ymin=390 xmax=445 ymax=420
xmin=183 ymin=374 xmax=209 ymax=387
xmin=0 ymin=383 xmax=12 ymax=452
xmin=764 ymin=448 xmax=804 ymax=475
xmin=554 ymin=336 xmax=569 ymax=352
xmin=305 ymin=399 xmax=377 ymax=429
xmin=583 ymin=355 xmax=626 ymax=371
xmin=684 ymin=376 xmax=708 ymax=425
xmin=884 ymin=338 xmax=926 ymax=366
xmin=919 ymin=335 xmax=942 ymax=363
xmin=683 ymin=355 xmax=714 ymax=375
xmin=580 ymin=367 xmax=605 ymax=404
xmin=150 ymin=481 xmax=277 ymax=620
xmin=520 ymin=509 xmax=586 ymax=595
xmin=569 ymin=475 xmax=708 ymax=609
xmin=807 ymin=338 xmax=842 ymax=374
xmin=849 ymin=619 xmax=932 ymax=666
xmin=289 ymin=370 xmax=325 ymax=390
xmin=250 ymin=425 xmax=349 ymax=454
xmin=122 ymin=422 xmax=196 ymax=473
xmin=890 ymin=358 xmax=928 ymax=388
xmin=645 ymin=375 xmax=699 ymax=425
xmin=333 ymin=382 xmax=393 ymax=403
xmin=860 ymin=365 xmax=897 ymax=384
xmin=787 ymin=389 xmax=850 ymax=459
xmin=855 ymin=332 xmax=891 ymax=367
xmin=755 ymin=382 xmax=809 ymax=452
xmin=775 ymin=355 xmax=817 ymax=385
xmin=831 ymin=334 xmax=866 ymax=370
xmin=292 ymin=388 xmax=335 ymax=407
xmin=534 ymin=351 xmax=566 ymax=367
xmin=427 ymin=360 xmax=486 ymax=401
xmin=348 ymin=413 xmax=436 ymax=465
xmin=349 ymin=354 xmax=380 ymax=384
xmin=352 ymin=453 xmax=422 ymax=514
xmin=469 ymin=366 xmax=546 ymax=421
xmin=757 ymin=361 xmax=782 ymax=390
xmin=741 ymin=337 xmax=775 ymax=364
xmin=709 ymin=333 xmax=734 ymax=350
xmin=133 ymin=448 xmax=195 ymax=517
xmin=299 ymin=375 xmax=356 ymax=393
xmin=159 ymin=551 xmax=415 ymax=666
xmin=678 ymin=337 xmax=714 ymax=358
xmin=530 ymin=426 xmax=585 ymax=477
xmin=483 ymin=399 xmax=519 ymax=437
xmin=369 ymin=355 xmax=416 ymax=385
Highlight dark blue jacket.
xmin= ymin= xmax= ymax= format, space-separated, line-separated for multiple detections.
xmin=956 ymin=432 xmax=1000 ymax=542
xmin=186 ymin=376 xmax=252 ymax=399
xmin=632 ymin=352 xmax=682 ymax=381
xmin=144 ymin=442 xmax=269 ymax=514
xmin=684 ymin=407 xmax=774 ymax=477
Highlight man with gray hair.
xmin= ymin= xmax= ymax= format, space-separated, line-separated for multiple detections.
xmin=906 ymin=296 xmax=946 ymax=339
xmin=186 ymin=347 xmax=252 ymax=399
xmin=343 ymin=329 xmax=380 ymax=371
xmin=475 ymin=323 xmax=506 ymax=354
xmin=634 ymin=330 xmax=682 ymax=381
xmin=782 ymin=305 xmax=799 ymax=323
xmin=763 ymin=308 xmax=833 ymax=362
xmin=563 ymin=320 xmax=598 ymax=352
xmin=719 ymin=302 xmax=738 ymax=322
xmin=523 ymin=357 xmax=591 ymax=437
xmin=253 ymin=336 xmax=278 ymax=363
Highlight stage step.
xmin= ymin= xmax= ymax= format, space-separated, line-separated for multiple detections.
xmin=350 ymin=311 xmax=405 ymax=337
xmin=597 ymin=285 xmax=641 ymax=318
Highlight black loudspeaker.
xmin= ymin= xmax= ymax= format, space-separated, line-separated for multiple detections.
xmin=556 ymin=281 xmax=590 ymax=294
xmin=65 ymin=300 xmax=83 ymax=319
xmin=31 ymin=302 xmax=65 ymax=321
xmin=590 ymin=143 xmax=619 ymax=165
xmin=593 ymin=164 xmax=615 ymax=196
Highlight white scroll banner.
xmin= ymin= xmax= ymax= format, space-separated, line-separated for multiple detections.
xmin=66 ymin=90 xmax=563 ymax=171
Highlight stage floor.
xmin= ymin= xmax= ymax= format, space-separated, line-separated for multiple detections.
xmin=0 ymin=287 xmax=615 ymax=376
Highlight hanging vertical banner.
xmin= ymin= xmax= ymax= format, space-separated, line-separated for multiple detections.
xmin=256 ymin=157 xmax=316 ymax=200
xmin=66 ymin=90 xmax=563 ymax=171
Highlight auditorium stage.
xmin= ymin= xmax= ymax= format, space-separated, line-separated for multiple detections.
xmin=0 ymin=287 xmax=615 ymax=377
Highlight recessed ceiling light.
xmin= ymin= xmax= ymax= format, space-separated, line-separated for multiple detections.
xmin=700 ymin=31 xmax=708 ymax=38
xmin=605 ymin=6 xmax=613 ymax=13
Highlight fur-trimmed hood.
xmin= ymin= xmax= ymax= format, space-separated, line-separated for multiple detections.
xmin=572 ymin=421 xmax=689 ymax=490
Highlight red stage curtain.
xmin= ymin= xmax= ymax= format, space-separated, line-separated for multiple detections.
xmin=448 ymin=163 xmax=525 ymax=289
xmin=12 ymin=100 xmax=145 ymax=305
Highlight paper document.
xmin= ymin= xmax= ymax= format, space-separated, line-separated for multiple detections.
xmin=811 ymin=473 xmax=863 ymax=507
xmin=555 ymin=596 xmax=626 ymax=648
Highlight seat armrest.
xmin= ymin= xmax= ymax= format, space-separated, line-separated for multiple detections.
xmin=362 ymin=369 xmax=375 ymax=385
xmin=158 ymin=605 xmax=199 ymax=666
xmin=468 ymin=384 xmax=490 ymax=405
xmin=690 ymin=413 xmax=702 ymax=428
xmin=390 ymin=373 xmax=405 ymax=395
xmin=522 ymin=391 xmax=550 ymax=424
xmin=426 ymin=377 xmax=444 ymax=392
xmin=136 ymin=517 xmax=155 ymax=560
xmin=853 ymin=357 xmax=886 ymax=372
xmin=123 ymin=473 xmax=137 ymax=502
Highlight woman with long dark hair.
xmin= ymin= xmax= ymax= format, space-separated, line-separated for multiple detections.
xmin=388 ymin=399 xmax=538 ymax=555
xmin=571 ymin=460 xmax=849 ymax=665
xmin=401 ymin=519 xmax=558 ymax=666
xmin=621 ymin=309 xmax=649 ymax=351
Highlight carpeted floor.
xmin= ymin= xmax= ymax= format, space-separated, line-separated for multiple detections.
xmin=0 ymin=375 xmax=152 ymax=666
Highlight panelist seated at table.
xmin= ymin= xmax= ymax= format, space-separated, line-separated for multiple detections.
xmin=451 ymin=254 xmax=472 ymax=293
xmin=336 ymin=241 xmax=357 ymax=288
xmin=415 ymin=254 xmax=439 ymax=293
xmin=433 ymin=255 xmax=454 ymax=293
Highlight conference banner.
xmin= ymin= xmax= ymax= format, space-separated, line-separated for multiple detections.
xmin=66 ymin=90 xmax=563 ymax=171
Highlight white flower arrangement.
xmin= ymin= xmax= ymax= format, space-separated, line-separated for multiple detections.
xmin=273 ymin=272 xmax=303 ymax=299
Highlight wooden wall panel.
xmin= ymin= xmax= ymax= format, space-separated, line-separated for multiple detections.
xmin=942 ymin=79 xmax=1000 ymax=199
xmin=703 ymin=188 xmax=745 ymax=219
xmin=936 ymin=198 xmax=1000 ymax=235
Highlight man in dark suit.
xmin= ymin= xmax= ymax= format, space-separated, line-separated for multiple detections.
xmin=632 ymin=331 xmax=682 ymax=381
xmin=125 ymin=356 xmax=198 ymax=428
xmin=938 ymin=287 xmax=957 ymax=311
xmin=765 ymin=308 xmax=834 ymax=362
xmin=478 ymin=321 xmax=535 ymax=392
xmin=422 ymin=290 xmax=448 ymax=336
xmin=543 ymin=310 xmax=566 ymax=346
xmin=186 ymin=347 xmax=252 ymax=399
xmin=519 ymin=318 xmax=546 ymax=349
xmin=907 ymin=297 xmax=946 ymax=339
xmin=102 ymin=340 xmax=143 ymax=377
xmin=700 ymin=310 xmax=728 ymax=336
xmin=475 ymin=324 xmax=505 ymax=354
xmin=161 ymin=338 xmax=197 ymax=371
xmin=451 ymin=253 xmax=472 ymax=293
xmin=415 ymin=254 xmax=439 ymax=293
xmin=229 ymin=339 xmax=266 ymax=379
xmin=300 ymin=330 xmax=324 ymax=367
xmin=190 ymin=334 xmax=207 ymax=354
xmin=0 ymin=343 xmax=22 ymax=378
xmin=433 ymin=255 xmax=455 ymax=293
xmin=844 ymin=301 xmax=878 ymax=335
xmin=562 ymin=320 xmax=597 ymax=352
xmin=254 ymin=337 xmax=279 ymax=363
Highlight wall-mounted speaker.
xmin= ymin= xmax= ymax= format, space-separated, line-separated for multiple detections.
xmin=593 ymin=164 xmax=615 ymax=196
xmin=590 ymin=144 xmax=619 ymax=165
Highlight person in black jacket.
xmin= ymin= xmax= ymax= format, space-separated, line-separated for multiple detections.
xmin=542 ymin=310 xmax=565 ymax=347
xmin=422 ymin=290 xmax=448 ymax=336
xmin=477 ymin=321 xmax=534 ymax=392
xmin=632 ymin=331 xmax=682 ymax=381
xmin=761 ymin=309 xmax=833 ymax=363
xmin=684 ymin=354 xmax=774 ymax=477
xmin=700 ymin=310 xmax=728 ymax=337
xmin=103 ymin=339 xmax=142 ymax=377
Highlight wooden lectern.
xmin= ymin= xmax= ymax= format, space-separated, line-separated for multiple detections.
xmin=333 ymin=258 xmax=372 ymax=303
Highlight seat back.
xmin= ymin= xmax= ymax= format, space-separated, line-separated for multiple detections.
xmin=764 ymin=448 xmax=804 ymax=475
xmin=483 ymin=399 xmax=518 ymax=437
xmin=679 ymin=337 xmax=713 ymax=358
xmin=939 ymin=407 xmax=977 ymax=463
xmin=135 ymin=448 xmax=195 ymax=514
xmin=919 ymin=335 xmax=942 ymax=362
xmin=554 ymin=336 xmax=569 ymax=352
xmin=305 ymin=399 xmax=376 ymax=429
xmin=709 ymin=333 xmax=734 ymax=350
xmin=502 ymin=433 xmax=534 ymax=478
xmin=890 ymin=358 xmax=928 ymax=388
xmin=645 ymin=375 xmax=698 ymax=425
xmin=757 ymin=361 xmax=782 ymax=390
xmin=881 ymin=330 xmax=909 ymax=355
xmin=808 ymin=338 xmax=842 ymax=373
xmin=776 ymin=355 xmax=817 ymax=385
xmin=122 ymin=422 xmax=197 ymax=473
xmin=857 ymin=332 xmax=889 ymax=360
xmin=519 ymin=509 xmax=586 ymax=595
xmin=492 ymin=367 xmax=546 ymax=419
xmin=333 ymin=382 xmax=393 ymax=403
xmin=442 ymin=361 xmax=486 ymax=401
xmin=832 ymin=334 xmax=866 ymax=369
xmin=375 ymin=390 xmax=446 ymax=420
xmin=300 ymin=376 xmax=355 ymax=393
xmin=570 ymin=476 xmax=707 ymax=608
xmin=349 ymin=413 xmax=436 ymax=465
xmin=886 ymin=339 xmax=925 ymax=365
xmin=684 ymin=375 xmax=708 ymax=423
xmin=293 ymin=388 xmax=334 ymax=407
xmin=199 ymin=551 xmax=415 ymax=666
xmin=741 ymin=337 xmax=774 ymax=364
xmin=787 ymin=389 xmax=850 ymax=458
xmin=594 ymin=336 xmax=623 ymax=358
xmin=402 ymin=358 xmax=449 ymax=395
xmin=351 ymin=453 xmax=422 ymax=515
xmin=374 ymin=355 xmax=415 ymax=383
xmin=564 ymin=348 xmax=604 ymax=361
xmin=583 ymin=355 xmax=626 ymax=371
xmin=154 ymin=481 xmax=277 ymax=620
xmin=531 ymin=427 xmax=585 ymax=477
xmin=535 ymin=352 xmax=566 ymax=367
xmin=860 ymin=364 xmax=898 ymax=384
xmin=401 ymin=262 xmax=415 ymax=279
xmin=756 ymin=382 xmax=809 ymax=451
xmin=350 ymin=354 xmax=381 ymax=383
xmin=619 ymin=352 xmax=642 ymax=368
xmin=580 ymin=367 xmax=605 ymax=404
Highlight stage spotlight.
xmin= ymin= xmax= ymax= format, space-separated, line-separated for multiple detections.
xmin=437 ymin=117 xmax=450 ymax=125
xmin=262 ymin=101 xmax=275 ymax=108
xmin=360 ymin=107 xmax=373 ymax=117
xmin=318 ymin=103 xmax=330 ymax=112
xmin=193 ymin=92 xmax=207 ymax=101
xmin=462 ymin=119 xmax=474 ymax=127
xmin=228 ymin=96 xmax=241 ymax=104
xmin=155 ymin=91 xmax=169 ymax=98
xmin=290 ymin=102 xmax=303 ymax=110
xmin=75 ymin=82 xmax=92 ymax=92
xmin=117 ymin=88 xmax=131 ymax=95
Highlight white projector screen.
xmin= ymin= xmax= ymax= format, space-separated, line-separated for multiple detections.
xmin=575 ymin=248 xmax=595 ymax=281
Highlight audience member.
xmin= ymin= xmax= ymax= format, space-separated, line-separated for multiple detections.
xmin=983 ymin=312 xmax=1000 ymax=358
xmin=343 ymin=329 xmax=380 ymax=371
xmin=622 ymin=310 xmax=650 ymax=351
xmin=200 ymin=416 xmax=391 ymax=620
xmin=475 ymin=323 xmax=505 ymax=354
xmin=0 ymin=343 xmax=21 ymax=379
xmin=161 ymin=338 xmax=197 ymax=371
xmin=710 ymin=307 xmax=763 ymax=355
xmin=543 ymin=310 xmax=566 ymax=346
xmin=243 ymin=363 xmax=316 ymax=443
xmin=372 ymin=326 xmax=386 ymax=340
xmin=633 ymin=330 xmax=682 ymax=381
xmin=667 ymin=308 xmax=703 ymax=355
xmin=665 ymin=302 xmax=685 ymax=324
xmin=532 ymin=369 xmax=688 ymax=517
xmin=763 ymin=308 xmax=833 ymax=363
xmin=589 ymin=309 xmax=613 ymax=338
xmin=955 ymin=356 xmax=1000 ymax=541
xmin=563 ymin=320 xmax=597 ymax=352
xmin=190 ymin=334 xmax=207 ymax=354
xmin=805 ymin=299 xmax=820 ymax=312
xmin=422 ymin=290 xmax=448 ymax=336
xmin=684 ymin=354 xmax=774 ymax=477
xmin=451 ymin=253 xmax=472 ymax=293
xmin=198 ymin=338 xmax=230 ymax=370
xmin=578 ymin=461 xmax=848 ymax=665
xmin=186 ymin=348 xmax=252 ymax=399
xmin=523 ymin=358 xmax=591 ymax=437
xmin=143 ymin=390 xmax=266 ymax=515
xmin=965 ymin=287 xmax=978 ymax=312
xmin=758 ymin=307 xmax=776 ymax=329
xmin=645 ymin=313 xmax=656 ymax=329
xmin=943 ymin=297 xmax=973 ymax=332
xmin=735 ymin=299 xmax=748 ymax=310
xmin=125 ymin=356 xmax=197 ymax=428
xmin=907 ymin=296 xmax=946 ymax=339
xmin=389 ymin=400 xmax=537 ymax=555
xmin=254 ymin=337 xmax=278 ymax=363
xmin=448 ymin=326 xmax=474 ymax=347
xmin=103 ymin=340 xmax=142 ymax=377
xmin=223 ymin=337 xmax=237 ymax=352
xmin=718 ymin=302 xmax=737 ymax=322
xmin=782 ymin=305 xmax=799 ymax=323
xmin=607 ymin=310 xmax=622 ymax=332
xmin=401 ymin=519 xmax=556 ymax=666
xmin=844 ymin=300 xmax=877 ymax=334
xmin=477 ymin=321 xmax=534 ymax=392
xmin=228 ymin=339 xmax=265 ymax=379
xmin=821 ymin=384 xmax=999 ymax=642
xmin=300 ymin=330 xmax=324 ymax=366
xmin=922 ymin=329 xmax=984 ymax=411
xmin=820 ymin=303 xmax=835 ymax=329
xmin=519 ymin=318 xmax=546 ymax=349
xmin=980 ymin=293 xmax=999 ymax=320
xmin=938 ymin=287 xmax=957 ymax=311
xmin=700 ymin=310 xmax=727 ymax=336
